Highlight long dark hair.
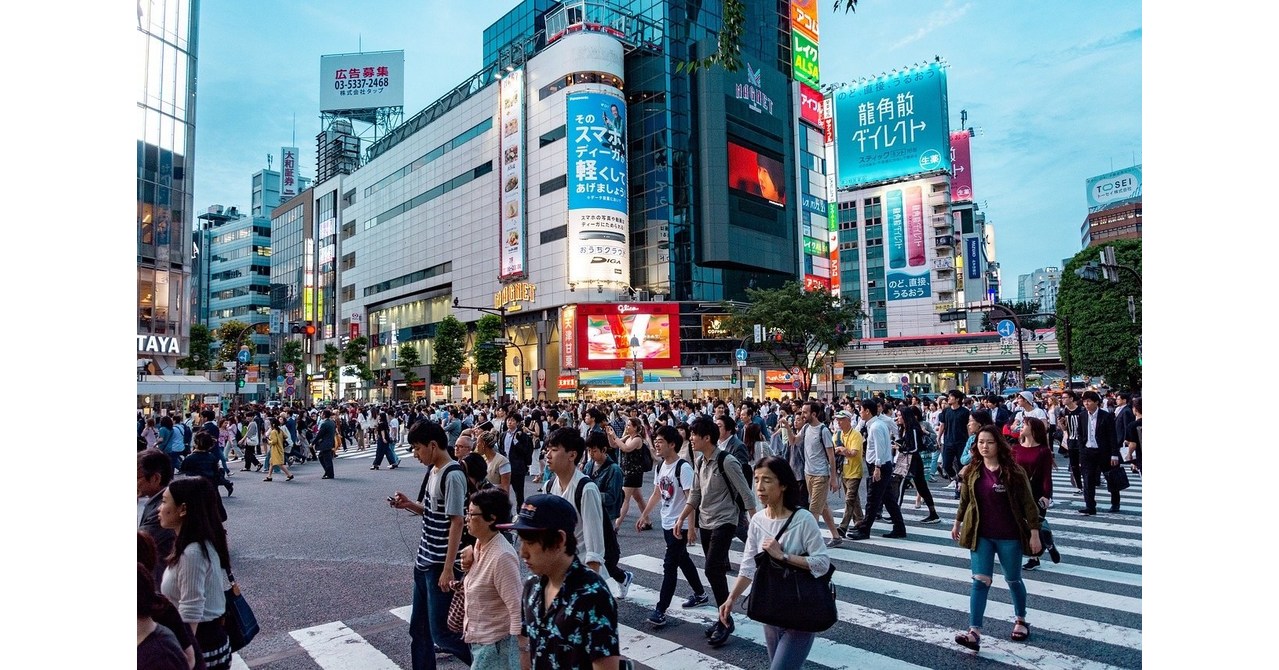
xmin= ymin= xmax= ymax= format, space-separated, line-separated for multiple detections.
xmin=974 ymin=425 xmax=1021 ymax=485
xmin=1021 ymin=416 xmax=1049 ymax=448
xmin=166 ymin=476 xmax=231 ymax=572
xmin=755 ymin=456 xmax=801 ymax=511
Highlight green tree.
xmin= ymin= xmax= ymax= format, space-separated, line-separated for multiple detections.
xmin=398 ymin=342 xmax=422 ymax=398
xmin=1056 ymin=239 xmax=1142 ymax=391
xmin=723 ymin=281 xmax=865 ymax=399
xmin=980 ymin=300 xmax=1053 ymax=332
xmin=177 ymin=324 xmax=215 ymax=373
xmin=214 ymin=320 xmax=254 ymax=366
xmin=432 ymin=316 xmax=468 ymax=386
xmin=479 ymin=380 xmax=498 ymax=400
xmin=473 ymin=314 xmax=505 ymax=375
xmin=342 ymin=336 xmax=375 ymax=395
xmin=321 ymin=344 xmax=342 ymax=398
xmin=281 ymin=340 xmax=304 ymax=368
xmin=682 ymin=1 xmax=859 ymax=74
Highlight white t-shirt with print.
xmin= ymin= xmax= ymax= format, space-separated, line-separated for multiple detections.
xmin=656 ymin=457 xmax=695 ymax=531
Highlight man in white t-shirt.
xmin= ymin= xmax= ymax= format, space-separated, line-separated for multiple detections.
xmin=637 ymin=424 xmax=709 ymax=626
xmin=1011 ymin=391 xmax=1049 ymax=436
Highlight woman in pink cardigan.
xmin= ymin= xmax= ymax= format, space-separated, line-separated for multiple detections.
xmin=459 ymin=487 xmax=523 ymax=669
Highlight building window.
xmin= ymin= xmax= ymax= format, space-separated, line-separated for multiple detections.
xmin=539 ymin=125 xmax=566 ymax=147
xmin=539 ymin=225 xmax=567 ymax=244
xmin=539 ymin=174 xmax=566 ymax=196
xmin=341 ymin=252 xmax=355 ymax=270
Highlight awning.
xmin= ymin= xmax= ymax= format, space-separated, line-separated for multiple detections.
xmin=137 ymin=375 xmax=237 ymax=395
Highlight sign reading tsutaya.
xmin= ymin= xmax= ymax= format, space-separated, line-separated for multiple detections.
xmin=319 ymin=51 xmax=405 ymax=113
xmin=137 ymin=335 xmax=182 ymax=354
xmin=735 ymin=63 xmax=775 ymax=115
xmin=499 ymin=69 xmax=527 ymax=279
xmin=281 ymin=147 xmax=299 ymax=198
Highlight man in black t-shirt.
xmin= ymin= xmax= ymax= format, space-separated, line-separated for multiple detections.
xmin=936 ymin=390 xmax=970 ymax=482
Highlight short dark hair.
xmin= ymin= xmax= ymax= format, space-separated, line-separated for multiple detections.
xmin=462 ymin=452 xmax=488 ymax=484
xmin=586 ymin=430 xmax=610 ymax=453
xmin=138 ymin=449 xmax=173 ymax=488
xmin=517 ymin=527 xmax=577 ymax=556
xmin=689 ymin=416 xmax=717 ymax=442
xmin=1082 ymin=390 xmax=1102 ymax=404
xmin=755 ymin=456 xmax=802 ymax=510
xmin=586 ymin=407 xmax=607 ymax=425
xmin=201 ymin=409 xmax=215 ymax=421
xmin=947 ymin=389 xmax=966 ymax=401
xmin=193 ymin=432 xmax=214 ymax=451
xmin=860 ymin=399 xmax=879 ymax=416
xmin=718 ymin=414 xmax=736 ymax=433
xmin=654 ymin=424 xmax=681 ymax=449
xmin=469 ymin=487 xmax=512 ymax=532
xmin=1119 ymin=392 xmax=1132 ymax=402
xmin=408 ymin=420 xmax=447 ymax=450
xmin=547 ymin=426 xmax=586 ymax=464
xmin=1132 ymin=396 xmax=1141 ymax=413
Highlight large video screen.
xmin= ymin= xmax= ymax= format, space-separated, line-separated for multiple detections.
xmin=574 ymin=302 xmax=681 ymax=370
xmin=728 ymin=142 xmax=786 ymax=207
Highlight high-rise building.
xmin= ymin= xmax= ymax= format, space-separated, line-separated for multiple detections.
xmin=1082 ymin=165 xmax=1142 ymax=248
xmin=1017 ymin=267 xmax=1060 ymax=312
xmin=196 ymin=204 xmax=273 ymax=382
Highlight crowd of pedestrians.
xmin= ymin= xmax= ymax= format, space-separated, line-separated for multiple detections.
xmin=137 ymin=385 xmax=1140 ymax=668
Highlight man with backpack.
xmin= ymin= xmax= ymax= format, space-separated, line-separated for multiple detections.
xmin=675 ymin=416 xmax=757 ymax=649
xmin=637 ymin=425 xmax=709 ymax=627
xmin=540 ymin=427 xmax=609 ymax=587
xmin=793 ymin=400 xmax=844 ymax=547
xmin=582 ymin=431 xmax=634 ymax=601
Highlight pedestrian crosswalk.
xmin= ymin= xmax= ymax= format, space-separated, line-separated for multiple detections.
xmin=333 ymin=445 xmax=413 ymax=461
xmin=230 ymin=470 xmax=1141 ymax=669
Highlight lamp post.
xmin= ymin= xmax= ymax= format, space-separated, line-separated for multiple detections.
xmin=452 ymin=298 xmax=508 ymax=403
xmin=629 ymin=336 xmax=640 ymax=401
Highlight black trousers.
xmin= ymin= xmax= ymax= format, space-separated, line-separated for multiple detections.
xmin=510 ymin=468 xmax=528 ymax=509
xmin=896 ymin=452 xmax=937 ymax=515
xmin=699 ymin=524 xmax=737 ymax=607
xmin=241 ymin=446 xmax=261 ymax=469
xmin=318 ymin=449 xmax=335 ymax=477
xmin=1080 ymin=448 xmax=1121 ymax=512
xmin=855 ymin=463 xmax=906 ymax=534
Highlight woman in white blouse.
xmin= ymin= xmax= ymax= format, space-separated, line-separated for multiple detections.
xmin=718 ymin=456 xmax=830 ymax=669
xmin=158 ymin=476 xmax=233 ymax=670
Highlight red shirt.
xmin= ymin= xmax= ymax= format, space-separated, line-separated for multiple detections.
xmin=974 ymin=465 xmax=1020 ymax=540
xmin=1012 ymin=444 xmax=1054 ymax=502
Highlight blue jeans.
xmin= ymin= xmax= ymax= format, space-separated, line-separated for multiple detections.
xmin=470 ymin=634 xmax=519 ymax=670
xmin=411 ymin=565 xmax=471 ymax=670
xmin=968 ymin=536 xmax=1027 ymax=629
xmin=213 ymin=446 xmax=229 ymax=474
xmin=764 ymin=625 xmax=816 ymax=670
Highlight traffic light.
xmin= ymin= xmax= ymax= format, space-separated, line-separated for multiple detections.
xmin=304 ymin=323 xmax=316 ymax=336
xmin=731 ymin=370 xmax=739 ymax=385
xmin=1074 ymin=261 xmax=1103 ymax=282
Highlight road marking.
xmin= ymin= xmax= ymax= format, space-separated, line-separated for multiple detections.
xmin=230 ymin=653 xmax=251 ymax=670
xmin=619 ymin=624 xmax=744 ymax=670
xmin=290 ymin=621 xmax=401 ymax=670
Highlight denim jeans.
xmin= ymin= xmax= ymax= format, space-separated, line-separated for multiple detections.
xmin=658 ymin=526 xmax=705 ymax=612
xmin=968 ymin=536 xmax=1027 ymax=629
xmin=764 ymin=625 xmax=816 ymax=670
xmin=411 ymin=565 xmax=471 ymax=670
xmin=470 ymin=634 xmax=519 ymax=670
xmin=699 ymin=523 xmax=737 ymax=607
xmin=213 ymin=446 xmax=229 ymax=475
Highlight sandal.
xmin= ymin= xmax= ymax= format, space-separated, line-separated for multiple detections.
xmin=1011 ymin=620 xmax=1030 ymax=642
xmin=954 ymin=629 xmax=980 ymax=651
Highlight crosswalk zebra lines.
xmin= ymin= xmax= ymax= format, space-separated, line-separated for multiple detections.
xmin=333 ymin=446 xmax=413 ymax=461
xmin=232 ymin=468 xmax=1140 ymax=669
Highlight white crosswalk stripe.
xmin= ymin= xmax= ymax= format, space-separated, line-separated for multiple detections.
xmin=237 ymin=468 xmax=1140 ymax=669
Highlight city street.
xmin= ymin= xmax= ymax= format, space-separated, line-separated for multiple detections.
xmin=218 ymin=446 xmax=1141 ymax=670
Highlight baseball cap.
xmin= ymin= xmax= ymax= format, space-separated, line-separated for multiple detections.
xmin=497 ymin=494 xmax=577 ymax=534
xmin=1019 ymin=391 xmax=1035 ymax=403
xmin=834 ymin=410 xmax=854 ymax=420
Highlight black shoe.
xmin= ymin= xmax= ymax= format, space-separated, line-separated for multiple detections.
xmin=1023 ymin=557 xmax=1040 ymax=571
xmin=1047 ymin=544 xmax=1061 ymax=564
xmin=882 ymin=530 xmax=907 ymax=539
xmin=707 ymin=617 xmax=733 ymax=647
xmin=682 ymin=592 xmax=710 ymax=608
xmin=919 ymin=514 xmax=942 ymax=524
xmin=1108 ymin=506 xmax=1120 ymax=513
xmin=370 ymin=465 xmax=380 ymax=470
xmin=846 ymin=530 xmax=870 ymax=540
xmin=389 ymin=464 xmax=399 ymax=469
xmin=320 ymin=475 xmax=333 ymax=479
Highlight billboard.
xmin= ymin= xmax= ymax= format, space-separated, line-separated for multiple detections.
xmin=566 ymin=88 xmax=630 ymax=285
xmin=281 ymin=147 xmax=299 ymax=198
xmin=499 ymin=69 xmax=527 ymax=279
xmin=560 ymin=305 xmax=577 ymax=370
xmin=884 ymin=185 xmax=932 ymax=302
xmin=834 ymin=62 xmax=951 ymax=189
xmin=728 ymin=142 xmax=786 ymax=207
xmin=575 ymin=302 xmax=681 ymax=370
xmin=319 ymin=51 xmax=405 ymax=113
xmin=1086 ymin=165 xmax=1142 ymax=211
xmin=792 ymin=30 xmax=820 ymax=88
xmin=949 ymin=131 xmax=972 ymax=202
xmin=966 ymin=236 xmax=982 ymax=279
xmin=791 ymin=0 xmax=820 ymax=42
xmin=798 ymin=83 xmax=823 ymax=128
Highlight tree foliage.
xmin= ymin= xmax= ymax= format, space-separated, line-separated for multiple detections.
xmin=432 ymin=316 xmax=468 ymax=385
xmin=479 ymin=380 xmax=498 ymax=400
xmin=1056 ymin=239 xmax=1142 ymax=391
xmin=178 ymin=324 xmax=215 ymax=373
xmin=398 ymin=342 xmax=422 ymax=388
xmin=321 ymin=344 xmax=342 ymax=397
xmin=473 ymin=314 xmax=505 ymax=374
xmin=980 ymin=300 xmax=1053 ymax=331
xmin=679 ymin=1 xmax=857 ymax=74
xmin=281 ymin=340 xmax=304 ymax=368
xmin=723 ymin=281 xmax=865 ymax=399
xmin=342 ymin=336 xmax=374 ymax=383
xmin=213 ymin=320 xmax=254 ymax=366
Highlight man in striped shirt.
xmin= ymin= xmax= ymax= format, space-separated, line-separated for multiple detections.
xmin=390 ymin=421 xmax=472 ymax=669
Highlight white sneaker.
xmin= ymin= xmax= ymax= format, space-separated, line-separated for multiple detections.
xmin=619 ymin=571 xmax=634 ymax=600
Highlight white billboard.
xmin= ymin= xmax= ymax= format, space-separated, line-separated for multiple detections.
xmin=319 ymin=51 xmax=405 ymax=113
xmin=499 ymin=69 xmax=527 ymax=279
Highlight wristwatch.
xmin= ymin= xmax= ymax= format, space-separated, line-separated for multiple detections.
xmin=780 ymin=553 xmax=789 ymax=564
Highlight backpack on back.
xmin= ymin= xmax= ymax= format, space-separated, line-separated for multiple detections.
xmin=543 ymin=475 xmax=618 ymax=549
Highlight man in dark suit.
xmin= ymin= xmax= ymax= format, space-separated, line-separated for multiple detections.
xmin=137 ymin=448 xmax=175 ymax=586
xmin=1078 ymin=391 xmax=1123 ymax=515
xmin=501 ymin=414 xmax=535 ymax=508
xmin=315 ymin=409 xmax=338 ymax=479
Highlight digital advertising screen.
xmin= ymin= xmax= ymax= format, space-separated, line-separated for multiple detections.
xmin=728 ymin=142 xmax=786 ymax=207
xmin=574 ymin=302 xmax=681 ymax=370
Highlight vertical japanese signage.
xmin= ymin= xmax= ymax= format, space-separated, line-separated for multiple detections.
xmin=798 ymin=83 xmax=823 ymax=128
xmin=885 ymin=185 xmax=932 ymax=302
xmin=499 ymin=69 xmax=527 ymax=279
xmin=949 ymin=131 xmax=972 ymax=202
xmin=966 ymin=236 xmax=982 ymax=279
xmin=560 ymin=305 xmax=577 ymax=370
xmin=566 ymin=88 xmax=629 ymax=285
xmin=281 ymin=147 xmax=299 ymax=198
xmin=792 ymin=31 xmax=820 ymax=88
xmin=834 ymin=62 xmax=951 ymax=188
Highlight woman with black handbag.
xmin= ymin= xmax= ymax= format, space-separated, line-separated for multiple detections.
xmin=158 ymin=476 xmax=234 ymax=670
xmin=894 ymin=406 xmax=941 ymax=524
xmin=717 ymin=456 xmax=832 ymax=668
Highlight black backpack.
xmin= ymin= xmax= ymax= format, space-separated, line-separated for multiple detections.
xmin=544 ymin=476 xmax=618 ymax=549
xmin=179 ymin=422 xmax=193 ymax=456
xmin=714 ymin=450 xmax=752 ymax=513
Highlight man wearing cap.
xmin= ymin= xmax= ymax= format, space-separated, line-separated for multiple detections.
xmin=502 ymin=494 xmax=621 ymax=670
xmin=1009 ymin=391 xmax=1048 ymax=437
xmin=832 ymin=409 xmax=865 ymax=537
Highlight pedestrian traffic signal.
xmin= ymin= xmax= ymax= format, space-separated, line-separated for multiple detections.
xmin=731 ymin=371 xmax=739 ymax=384
xmin=237 ymin=377 xmax=246 ymax=389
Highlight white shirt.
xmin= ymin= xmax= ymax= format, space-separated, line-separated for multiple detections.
xmin=1086 ymin=409 xmax=1100 ymax=449
xmin=656 ymin=457 xmax=694 ymax=531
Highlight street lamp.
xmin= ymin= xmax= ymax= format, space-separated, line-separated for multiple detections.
xmin=452 ymin=298 xmax=508 ymax=402
xmin=629 ymin=336 xmax=640 ymax=401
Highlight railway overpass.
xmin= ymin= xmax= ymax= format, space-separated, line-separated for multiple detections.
xmin=837 ymin=338 xmax=1063 ymax=374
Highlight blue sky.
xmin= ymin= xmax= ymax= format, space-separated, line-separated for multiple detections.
xmin=192 ymin=0 xmax=1141 ymax=294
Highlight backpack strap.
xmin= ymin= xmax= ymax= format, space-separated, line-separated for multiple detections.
xmin=715 ymin=450 xmax=746 ymax=511
xmin=675 ymin=458 xmax=689 ymax=484
xmin=418 ymin=462 xmax=463 ymax=508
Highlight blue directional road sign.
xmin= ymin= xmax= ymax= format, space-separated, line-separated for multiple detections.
xmin=997 ymin=319 xmax=1016 ymax=338
xmin=735 ymin=349 xmax=748 ymax=366
xmin=237 ymin=349 xmax=251 ymax=364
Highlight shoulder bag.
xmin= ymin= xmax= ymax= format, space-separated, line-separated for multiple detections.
xmin=745 ymin=513 xmax=838 ymax=633
xmin=1104 ymin=464 xmax=1130 ymax=492
xmin=446 ymin=578 xmax=466 ymax=633
xmin=223 ymin=570 xmax=259 ymax=652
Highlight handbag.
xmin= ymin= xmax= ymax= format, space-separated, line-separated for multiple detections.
xmin=1103 ymin=464 xmax=1130 ymax=492
xmin=223 ymin=571 xmax=259 ymax=652
xmin=745 ymin=514 xmax=838 ymax=633
xmin=446 ymin=579 xmax=466 ymax=634
xmin=892 ymin=452 xmax=912 ymax=477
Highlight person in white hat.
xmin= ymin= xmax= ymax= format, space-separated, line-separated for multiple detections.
xmin=1009 ymin=391 xmax=1048 ymax=438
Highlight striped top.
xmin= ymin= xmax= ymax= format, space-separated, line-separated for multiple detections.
xmin=416 ymin=462 xmax=467 ymax=569
xmin=462 ymin=533 xmax=524 ymax=644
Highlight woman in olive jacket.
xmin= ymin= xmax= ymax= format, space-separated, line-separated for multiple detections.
xmin=950 ymin=424 xmax=1041 ymax=652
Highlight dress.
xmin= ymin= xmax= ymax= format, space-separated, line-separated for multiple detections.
xmin=268 ymin=429 xmax=286 ymax=467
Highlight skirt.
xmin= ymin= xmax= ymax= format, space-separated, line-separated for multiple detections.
xmin=196 ymin=618 xmax=232 ymax=670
